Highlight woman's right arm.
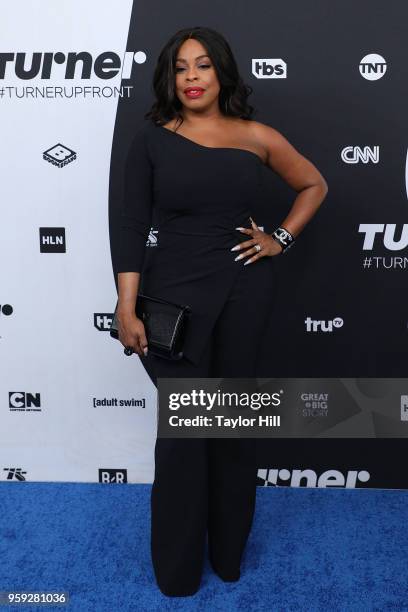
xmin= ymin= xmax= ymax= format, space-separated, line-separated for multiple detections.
xmin=110 ymin=124 xmax=153 ymax=357
xmin=117 ymin=271 xmax=148 ymax=357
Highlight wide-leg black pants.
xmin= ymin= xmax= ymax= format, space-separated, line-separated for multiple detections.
xmin=141 ymin=257 xmax=276 ymax=596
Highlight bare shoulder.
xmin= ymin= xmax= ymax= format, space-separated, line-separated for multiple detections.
xmin=245 ymin=120 xmax=328 ymax=191
xmin=247 ymin=120 xmax=291 ymax=150
xmin=231 ymin=118 xmax=292 ymax=163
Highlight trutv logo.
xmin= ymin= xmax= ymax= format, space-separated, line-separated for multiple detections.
xmin=0 ymin=51 xmax=146 ymax=80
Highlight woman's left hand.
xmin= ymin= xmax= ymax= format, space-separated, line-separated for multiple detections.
xmin=231 ymin=217 xmax=282 ymax=265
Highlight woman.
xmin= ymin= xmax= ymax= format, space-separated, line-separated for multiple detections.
xmin=110 ymin=26 xmax=328 ymax=597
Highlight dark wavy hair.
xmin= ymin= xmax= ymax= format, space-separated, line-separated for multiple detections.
xmin=145 ymin=26 xmax=255 ymax=127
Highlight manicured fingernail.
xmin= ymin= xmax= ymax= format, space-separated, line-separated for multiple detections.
xmin=231 ymin=245 xmax=240 ymax=251
xmin=234 ymin=254 xmax=244 ymax=261
xmin=244 ymin=259 xmax=251 ymax=265
xmin=235 ymin=227 xmax=245 ymax=231
xmin=143 ymin=347 xmax=148 ymax=356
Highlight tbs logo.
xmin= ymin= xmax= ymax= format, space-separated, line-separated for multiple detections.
xmin=252 ymin=59 xmax=287 ymax=79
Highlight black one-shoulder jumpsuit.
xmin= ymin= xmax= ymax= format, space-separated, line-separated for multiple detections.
xmin=110 ymin=120 xmax=277 ymax=596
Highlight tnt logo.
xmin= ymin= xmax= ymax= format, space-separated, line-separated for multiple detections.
xmin=43 ymin=143 xmax=76 ymax=168
xmin=252 ymin=59 xmax=287 ymax=79
xmin=94 ymin=313 xmax=114 ymax=331
xmin=359 ymin=53 xmax=387 ymax=81
xmin=9 ymin=392 xmax=41 ymax=411
xmin=99 ymin=469 xmax=127 ymax=483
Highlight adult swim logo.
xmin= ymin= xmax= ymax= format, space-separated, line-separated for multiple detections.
xmin=39 ymin=228 xmax=66 ymax=253
xmin=0 ymin=51 xmax=146 ymax=80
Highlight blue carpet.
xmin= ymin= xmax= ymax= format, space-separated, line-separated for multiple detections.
xmin=0 ymin=483 xmax=407 ymax=611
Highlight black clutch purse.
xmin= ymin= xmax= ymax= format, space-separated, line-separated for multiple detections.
xmin=110 ymin=293 xmax=191 ymax=360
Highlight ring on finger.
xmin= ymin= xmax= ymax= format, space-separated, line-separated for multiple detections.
xmin=254 ymin=244 xmax=261 ymax=252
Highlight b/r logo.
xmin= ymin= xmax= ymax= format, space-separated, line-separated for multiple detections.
xmin=99 ymin=469 xmax=127 ymax=483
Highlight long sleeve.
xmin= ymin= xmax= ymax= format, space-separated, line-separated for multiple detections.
xmin=113 ymin=125 xmax=154 ymax=274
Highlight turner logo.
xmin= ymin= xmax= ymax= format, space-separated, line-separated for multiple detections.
xmin=359 ymin=53 xmax=387 ymax=80
xmin=305 ymin=317 xmax=343 ymax=332
xmin=43 ymin=144 xmax=76 ymax=168
xmin=252 ymin=59 xmax=287 ymax=79
xmin=359 ymin=225 xmax=408 ymax=250
xmin=0 ymin=51 xmax=146 ymax=80
xmin=359 ymin=147 xmax=408 ymax=266
xmin=258 ymin=468 xmax=370 ymax=488
xmin=341 ymin=146 xmax=379 ymax=164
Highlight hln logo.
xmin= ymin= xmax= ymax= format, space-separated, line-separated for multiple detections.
xmin=39 ymin=228 xmax=66 ymax=253
xmin=99 ymin=469 xmax=127 ymax=483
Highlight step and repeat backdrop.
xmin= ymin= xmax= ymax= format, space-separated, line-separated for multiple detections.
xmin=1 ymin=0 xmax=407 ymax=488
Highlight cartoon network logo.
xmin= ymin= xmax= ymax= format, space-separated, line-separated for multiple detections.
xmin=0 ymin=51 xmax=146 ymax=80
xmin=258 ymin=468 xmax=370 ymax=488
